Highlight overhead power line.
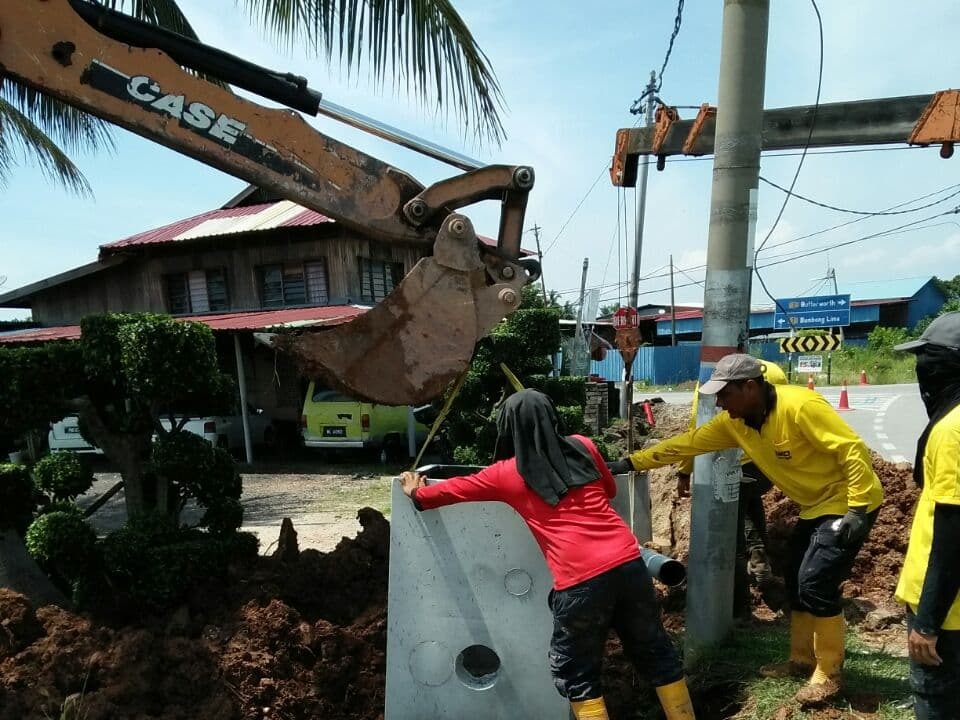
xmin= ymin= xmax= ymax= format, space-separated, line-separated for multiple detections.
xmin=629 ymin=0 xmax=685 ymax=114
xmin=759 ymin=177 xmax=960 ymax=216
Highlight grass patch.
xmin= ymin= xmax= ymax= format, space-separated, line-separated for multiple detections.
xmin=687 ymin=623 xmax=911 ymax=719
xmin=306 ymin=475 xmax=394 ymax=519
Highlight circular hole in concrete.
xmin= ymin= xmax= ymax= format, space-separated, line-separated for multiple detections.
xmin=504 ymin=568 xmax=532 ymax=596
xmin=455 ymin=645 xmax=500 ymax=691
xmin=409 ymin=641 xmax=453 ymax=687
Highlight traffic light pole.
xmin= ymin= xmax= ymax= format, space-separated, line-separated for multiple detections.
xmin=686 ymin=0 xmax=770 ymax=662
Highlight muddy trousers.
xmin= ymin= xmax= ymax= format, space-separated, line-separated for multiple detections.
xmin=907 ymin=612 xmax=960 ymax=720
xmin=733 ymin=464 xmax=772 ymax=612
xmin=548 ymin=557 xmax=683 ymax=701
xmin=784 ymin=511 xmax=877 ymax=616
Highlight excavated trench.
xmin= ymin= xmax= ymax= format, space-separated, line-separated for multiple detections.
xmin=0 ymin=402 xmax=918 ymax=719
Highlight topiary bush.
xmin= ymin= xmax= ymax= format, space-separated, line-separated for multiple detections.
xmin=151 ymin=431 xmax=243 ymax=530
xmin=24 ymin=510 xmax=98 ymax=587
xmin=102 ymin=520 xmax=259 ymax=612
xmin=0 ymin=463 xmax=38 ymax=535
xmin=32 ymin=452 xmax=94 ymax=503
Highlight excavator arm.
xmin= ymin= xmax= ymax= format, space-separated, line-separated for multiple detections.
xmin=0 ymin=0 xmax=539 ymax=404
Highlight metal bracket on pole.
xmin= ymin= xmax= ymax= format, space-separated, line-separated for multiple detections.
xmin=908 ymin=89 xmax=960 ymax=159
xmin=682 ymin=104 xmax=718 ymax=156
xmin=652 ymin=105 xmax=681 ymax=171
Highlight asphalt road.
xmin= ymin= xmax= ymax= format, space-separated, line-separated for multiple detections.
xmin=636 ymin=382 xmax=926 ymax=464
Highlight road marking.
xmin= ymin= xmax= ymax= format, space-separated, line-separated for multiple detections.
xmin=882 ymin=442 xmax=897 ymax=451
xmin=891 ymin=455 xmax=908 ymax=463
xmin=875 ymin=433 xmax=889 ymax=440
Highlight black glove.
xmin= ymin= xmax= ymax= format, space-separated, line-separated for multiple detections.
xmin=607 ymin=458 xmax=634 ymax=475
xmin=836 ymin=506 xmax=869 ymax=547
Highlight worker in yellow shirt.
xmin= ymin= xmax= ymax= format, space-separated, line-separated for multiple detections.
xmin=893 ymin=312 xmax=960 ymax=720
xmin=674 ymin=360 xmax=788 ymax=617
xmin=608 ymin=353 xmax=883 ymax=705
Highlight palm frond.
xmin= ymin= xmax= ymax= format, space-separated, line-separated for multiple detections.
xmin=0 ymin=83 xmax=116 ymax=156
xmin=103 ymin=0 xmax=202 ymax=40
xmin=0 ymin=98 xmax=93 ymax=196
xmin=239 ymin=0 xmax=506 ymax=146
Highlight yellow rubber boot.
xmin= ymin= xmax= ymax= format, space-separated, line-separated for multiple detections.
xmin=795 ymin=614 xmax=844 ymax=706
xmin=655 ymin=678 xmax=696 ymax=719
xmin=570 ymin=697 xmax=610 ymax=719
xmin=759 ymin=610 xmax=815 ymax=678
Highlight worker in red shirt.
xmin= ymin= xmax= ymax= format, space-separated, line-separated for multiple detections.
xmin=400 ymin=389 xmax=695 ymax=720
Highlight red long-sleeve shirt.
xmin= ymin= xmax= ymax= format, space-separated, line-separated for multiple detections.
xmin=413 ymin=435 xmax=641 ymax=590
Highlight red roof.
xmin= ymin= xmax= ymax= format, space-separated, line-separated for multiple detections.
xmin=100 ymin=199 xmax=518 ymax=254
xmin=102 ymin=201 xmax=333 ymax=251
xmin=0 ymin=305 xmax=368 ymax=345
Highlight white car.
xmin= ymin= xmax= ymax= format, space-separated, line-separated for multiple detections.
xmin=47 ymin=415 xmax=103 ymax=455
xmin=49 ymin=406 xmax=273 ymax=454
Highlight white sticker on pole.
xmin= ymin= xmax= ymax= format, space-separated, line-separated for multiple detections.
xmin=712 ymin=452 xmax=743 ymax=503
xmin=746 ymin=188 xmax=758 ymax=267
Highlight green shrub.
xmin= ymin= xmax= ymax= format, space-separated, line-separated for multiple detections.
xmin=589 ymin=437 xmax=615 ymax=462
xmin=201 ymin=498 xmax=244 ymax=536
xmin=0 ymin=463 xmax=38 ymax=535
xmin=528 ymin=375 xmax=587 ymax=407
xmin=25 ymin=510 xmax=98 ymax=583
xmin=32 ymin=452 xmax=94 ymax=502
xmin=453 ymin=445 xmax=486 ymax=466
xmin=152 ymin=431 xmax=243 ymax=530
xmin=556 ymin=406 xmax=586 ymax=436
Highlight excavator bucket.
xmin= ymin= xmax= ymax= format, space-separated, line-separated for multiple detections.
xmin=273 ymin=214 xmax=534 ymax=405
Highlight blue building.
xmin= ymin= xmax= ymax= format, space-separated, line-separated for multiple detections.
xmin=588 ymin=277 xmax=946 ymax=385
xmin=652 ymin=276 xmax=945 ymax=343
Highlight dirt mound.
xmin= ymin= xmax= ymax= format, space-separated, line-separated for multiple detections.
xmin=0 ymin=510 xmax=390 ymax=720
xmin=645 ymin=451 xmax=919 ymax=623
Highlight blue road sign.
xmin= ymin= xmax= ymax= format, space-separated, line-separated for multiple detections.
xmin=773 ymin=294 xmax=851 ymax=329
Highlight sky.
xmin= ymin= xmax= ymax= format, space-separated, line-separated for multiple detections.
xmin=2 ymin=0 xmax=960 ymax=321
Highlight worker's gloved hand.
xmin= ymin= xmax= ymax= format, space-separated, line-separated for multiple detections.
xmin=607 ymin=458 xmax=634 ymax=475
xmin=836 ymin=506 xmax=869 ymax=547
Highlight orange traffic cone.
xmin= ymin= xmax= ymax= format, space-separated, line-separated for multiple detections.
xmin=859 ymin=369 xmax=868 ymax=386
xmin=837 ymin=381 xmax=851 ymax=411
xmin=807 ymin=374 xmax=815 ymax=390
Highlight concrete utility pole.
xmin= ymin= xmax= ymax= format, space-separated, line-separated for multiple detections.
xmin=530 ymin=224 xmax=548 ymax=302
xmin=573 ymin=258 xmax=589 ymax=375
xmin=621 ymin=70 xmax=658 ymax=420
xmin=629 ymin=71 xmax=658 ymax=309
xmin=686 ymin=0 xmax=770 ymax=662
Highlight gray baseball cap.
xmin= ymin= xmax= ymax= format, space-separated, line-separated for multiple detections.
xmin=894 ymin=311 xmax=960 ymax=352
xmin=699 ymin=353 xmax=763 ymax=394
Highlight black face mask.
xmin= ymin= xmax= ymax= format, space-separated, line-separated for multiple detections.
xmin=913 ymin=345 xmax=960 ymax=487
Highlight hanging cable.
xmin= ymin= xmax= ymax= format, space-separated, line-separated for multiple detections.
xmin=629 ymin=0 xmax=685 ymax=114
xmin=759 ymin=177 xmax=960 ymax=216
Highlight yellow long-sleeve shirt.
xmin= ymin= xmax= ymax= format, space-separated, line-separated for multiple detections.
xmin=630 ymin=385 xmax=883 ymax=519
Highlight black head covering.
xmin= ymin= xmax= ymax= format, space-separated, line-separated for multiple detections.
xmin=913 ymin=344 xmax=960 ymax=487
xmin=492 ymin=389 xmax=600 ymax=506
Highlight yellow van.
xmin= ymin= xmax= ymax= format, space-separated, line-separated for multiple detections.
xmin=300 ymin=381 xmax=429 ymax=456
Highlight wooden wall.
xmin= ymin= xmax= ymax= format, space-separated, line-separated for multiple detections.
xmin=28 ymin=227 xmax=428 ymax=325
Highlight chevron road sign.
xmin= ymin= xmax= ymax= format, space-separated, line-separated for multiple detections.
xmin=779 ymin=334 xmax=842 ymax=354
xmin=774 ymin=294 xmax=851 ymax=330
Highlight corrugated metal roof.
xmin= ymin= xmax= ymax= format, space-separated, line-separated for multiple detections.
xmin=0 ymin=305 xmax=368 ymax=345
xmin=102 ymin=201 xmax=333 ymax=251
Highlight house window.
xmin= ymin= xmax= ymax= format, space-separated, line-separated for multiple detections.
xmin=359 ymin=258 xmax=403 ymax=302
xmin=258 ymin=260 xmax=328 ymax=308
xmin=164 ymin=269 xmax=229 ymax=315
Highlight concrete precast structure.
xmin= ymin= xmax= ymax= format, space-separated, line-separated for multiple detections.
xmin=385 ymin=468 xmax=672 ymax=719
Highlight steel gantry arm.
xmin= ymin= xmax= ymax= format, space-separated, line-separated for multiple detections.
xmin=611 ymin=92 xmax=960 ymax=186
